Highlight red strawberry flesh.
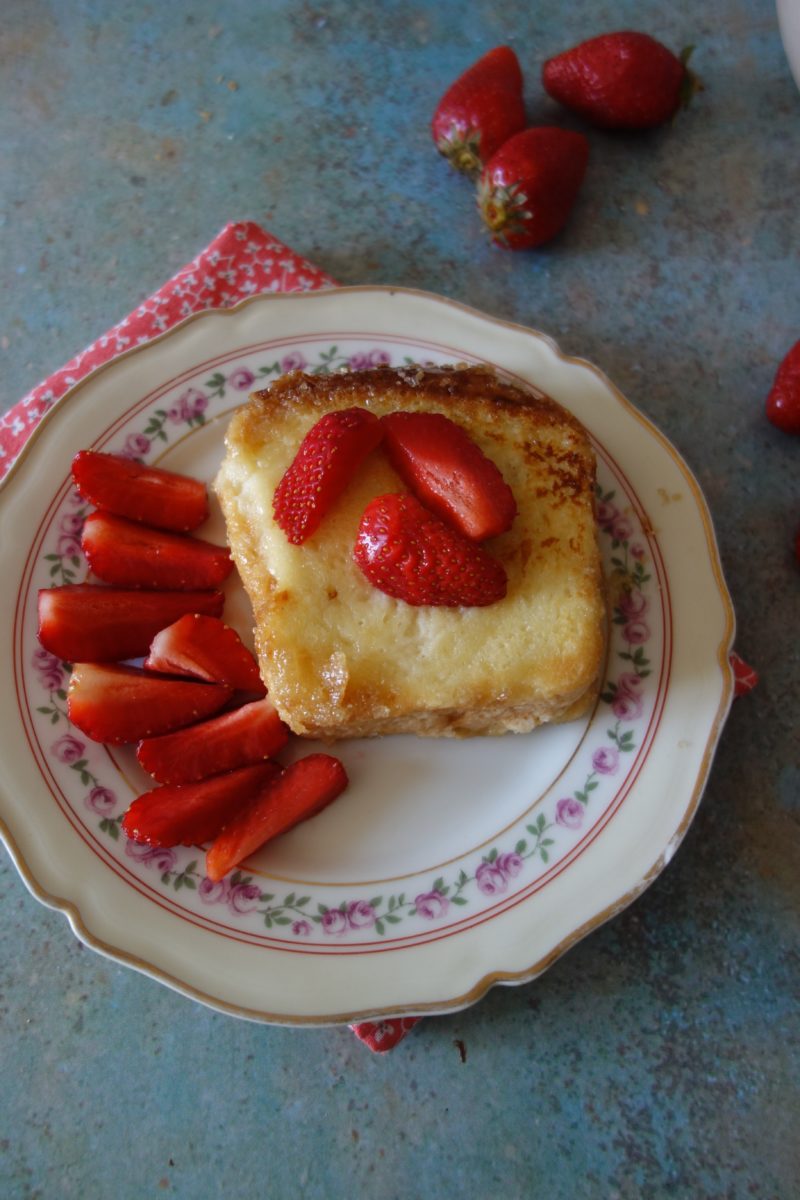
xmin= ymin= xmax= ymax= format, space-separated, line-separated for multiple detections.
xmin=144 ymin=614 xmax=265 ymax=693
xmin=432 ymin=45 xmax=525 ymax=175
xmin=37 ymin=585 xmax=225 ymax=663
xmin=478 ymin=126 xmax=590 ymax=250
xmin=272 ymin=406 xmax=384 ymax=544
xmin=68 ymin=663 xmax=231 ymax=745
xmin=72 ymin=450 xmax=208 ymax=532
xmin=382 ymin=411 xmax=516 ymax=540
xmin=137 ymin=698 xmax=289 ymax=785
xmin=542 ymin=32 xmax=692 ymax=130
xmin=205 ymin=754 xmax=348 ymax=882
xmin=766 ymin=339 xmax=800 ymax=435
xmin=353 ymin=493 xmax=507 ymax=607
xmin=81 ymin=511 xmax=233 ymax=591
xmin=122 ymin=762 xmax=280 ymax=848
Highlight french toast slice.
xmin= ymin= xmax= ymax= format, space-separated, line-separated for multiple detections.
xmin=215 ymin=364 xmax=606 ymax=739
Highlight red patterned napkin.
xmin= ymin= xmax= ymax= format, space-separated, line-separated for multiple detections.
xmin=0 ymin=221 xmax=335 ymax=478
xmin=0 ymin=221 xmax=757 ymax=1054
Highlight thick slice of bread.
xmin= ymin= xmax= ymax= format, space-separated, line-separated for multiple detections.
xmin=215 ymin=365 xmax=606 ymax=739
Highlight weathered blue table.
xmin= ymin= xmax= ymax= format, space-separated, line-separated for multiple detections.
xmin=1 ymin=2 xmax=798 ymax=1196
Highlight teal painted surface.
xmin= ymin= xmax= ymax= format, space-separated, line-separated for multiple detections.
xmin=1 ymin=1 xmax=798 ymax=1197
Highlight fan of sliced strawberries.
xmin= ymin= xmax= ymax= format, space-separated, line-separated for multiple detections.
xmin=40 ymin=412 xmax=513 ymax=879
xmin=37 ymin=450 xmax=348 ymax=883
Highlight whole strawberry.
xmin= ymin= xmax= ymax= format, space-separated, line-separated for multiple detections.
xmin=432 ymin=45 xmax=526 ymax=176
xmin=477 ymin=127 xmax=589 ymax=249
xmin=353 ymin=493 xmax=507 ymax=607
xmin=543 ymin=32 xmax=696 ymax=130
xmin=766 ymin=339 xmax=800 ymax=435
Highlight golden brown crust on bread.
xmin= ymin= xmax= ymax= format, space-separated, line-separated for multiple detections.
xmin=215 ymin=364 xmax=606 ymax=739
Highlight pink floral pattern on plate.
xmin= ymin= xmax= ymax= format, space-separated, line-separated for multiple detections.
xmin=21 ymin=340 xmax=666 ymax=948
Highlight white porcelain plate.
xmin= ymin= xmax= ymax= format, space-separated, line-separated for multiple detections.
xmin=0 ymin=288 xmax=734 ymax=1024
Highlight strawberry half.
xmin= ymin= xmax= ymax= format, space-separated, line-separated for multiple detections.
xmin=353 ymin=493 xmax=507 ymax=607
xmin=432 ymin=45 xmax=526 ymax=176
xmin=81 ymin=511 xmax=233 ymax=591
xmin=205 ymin=754 xmax=348 ymax=882
xmin=122 ymin=762 xmax=280 ymax=848
xmin=478 ymin=127 xmax=589 ymax=250
xmin=766 ymin=339 xmax=800 ymax=435
xmin=272 ymin=407 xmax=384 ymax=544
xmin=37 ymin=585 xmax=224 ymax=663
xmin=144 ymin=614 xmax=265 ymax=694
xmin=542 ymin=32 xmax=698 ymax=131
xmin=68 ymin=663 xmax=231 ymax=745
xmin=137 ymin=698 xmax=289 ymax=785
xmin=382 ymin=411 xmax=516 ymax=540
xmin=72 ymin=450 xmax=208 ymax=532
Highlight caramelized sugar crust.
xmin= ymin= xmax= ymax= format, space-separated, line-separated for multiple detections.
xmin=215 ymin=365 xmax=606 ymax=738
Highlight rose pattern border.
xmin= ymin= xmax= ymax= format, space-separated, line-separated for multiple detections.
xmin=26 ymin=344 xmax=662 ymax=943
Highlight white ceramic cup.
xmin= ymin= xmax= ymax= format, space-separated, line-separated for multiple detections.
xmin=777 ymin=0 xmax=800 ymax=90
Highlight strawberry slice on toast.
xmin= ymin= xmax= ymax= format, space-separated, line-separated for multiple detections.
xmin=37 ymin=585 xmax=225 ymax=663
xmin=122 ymin=762 xmax=280 ymax=848
xmin=206 ymin=754 xmax=348 ymax=881
xmin=81 ymin=512 xmax=233 ymax=590
xmin=144 ymin=614 xmax=265 ymax=694
xmin=353 ymin=493 xmax=507 ymax=607
xmin=72 ymin=450 xmax=209 ymax=532
xmin=68 ymin=663 xmax=231 ymax=744
xmin=381 ymin=411 xmax=516 ymax=540
xmin=137 ymin=698 xmax=289 ymax=785
xmin=272 ymin=406 xmax=384 ymax=544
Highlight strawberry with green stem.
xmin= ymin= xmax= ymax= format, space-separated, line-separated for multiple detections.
xmin=478 ymin=127 xmax=590 ymax=250
xmin=542 ymin=31 xmax=700 ymax=130
xmin=432 ymin=45 xmax=526 ymax=176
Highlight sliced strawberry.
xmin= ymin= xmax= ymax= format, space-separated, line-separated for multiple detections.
xmin=205 ymin=754 xmax=348 ymax=881
xmin=72 ymin=450 xmax=208 ymax=532
xmin=68 ymin=663 xmax=231 ymax=744
xmin=272 ymin=407 xmax=384 ymax=544
xmin=37 ymin=585 xmax=224 ymax=663
xmin=144 ymin=614 xmax=265 ymax=694
xmin=137 ymin=698 xmax=289 ymax=785
xmin=122 ymin=762 xmax=280 ymax=848
xmin=382 ymin=411 xmax=517 ymax=540
xmin=81 ymin=511 xmax=233 ymax=591
xmin=353 ymin=493 xmax=507 ymax=607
